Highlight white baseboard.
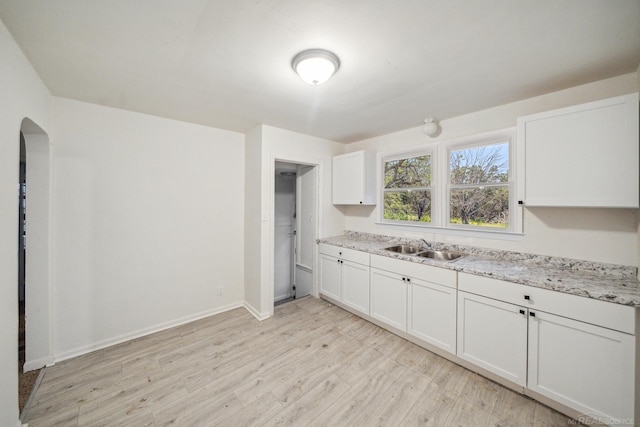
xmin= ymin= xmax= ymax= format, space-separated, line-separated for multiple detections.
xmin=54 ymin=301 xmax=244 ymax=363
xmin=243 ymin=301 xmax=270 ymax=321
xmin=23 ymin=355 xmax=54 ymax=372
xmin=295 ymin=263 xmax=313 ymax=273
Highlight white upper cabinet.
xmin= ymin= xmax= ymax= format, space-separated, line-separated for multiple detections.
xmin=517 ymin=93 xmax=639 ymax=208
xmin=332 ymin=150 xmax=377 ymax=205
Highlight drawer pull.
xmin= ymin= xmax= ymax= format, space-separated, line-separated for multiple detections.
xmin=524 ymin=295 xmax=530 ymax=300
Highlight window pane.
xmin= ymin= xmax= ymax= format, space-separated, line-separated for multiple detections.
xmin=450 ymin=187 xmax=509 ymax=228
xmin=450 ymin=142 xmax=508 ymax=185
xmin=384 ymin=155 xmax=431 ymax=189
xmin=384 ymin=190 xmax=431 ymax=222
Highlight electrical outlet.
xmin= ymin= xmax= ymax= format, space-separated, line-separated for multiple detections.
xmin=217 ymin=286 xmax=224 ymax=296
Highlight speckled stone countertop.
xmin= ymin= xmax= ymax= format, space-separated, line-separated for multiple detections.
xmin=318 ymin=231 xmax=640 ymax=307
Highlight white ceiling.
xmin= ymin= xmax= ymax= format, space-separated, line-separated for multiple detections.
xmin=1 ymin=1 xmax=639 ymax=143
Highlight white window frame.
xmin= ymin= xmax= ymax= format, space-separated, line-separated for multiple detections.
xmin=443 ymin=132 xmax=517 ymax=233
xmin=378 ymin=128 xmax=522 ymax=238
xmin=380 ymin=149 xmax=436 ymax=226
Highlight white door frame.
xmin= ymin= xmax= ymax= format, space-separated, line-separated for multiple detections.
xmin=268 ymin=154 xmax=323 ymax=316
xmin=20 ymin=117 xmax=54 ymax=371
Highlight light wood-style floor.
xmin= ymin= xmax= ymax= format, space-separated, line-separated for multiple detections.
xmin=22 ymin=297 xmax=575 ymax=426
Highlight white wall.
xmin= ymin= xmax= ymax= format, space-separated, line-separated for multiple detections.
xmin=244 ymin=126 xmax=263 ymax=315
xmin=245 ymin=125 xmax=345 ymax=318
xmin=0 ymin=17 xmax=52 ymax=426
xmin=262 ymin=126 xmax=345 ymax=240
xmin=51 ymin=97 xmax=245 ymax=359
xmin=345 ymin=73 xmax=640 ymax=266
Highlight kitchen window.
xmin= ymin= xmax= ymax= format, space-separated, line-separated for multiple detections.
xmin=448 ymin=141 xmax=510 ymax=229
xmin=380 ymin=129 xmax=520 ymax=236
xmin=383 ymin=153 xmax=433 ymax=224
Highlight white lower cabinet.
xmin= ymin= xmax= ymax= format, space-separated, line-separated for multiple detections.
xmin=528 ymin=310 xmax=635 ymax=424
xmin=409 ymin=278 xmax=457 ymax=353
xmin=319 ymin=245 xmax=638 ymax=425
xmin=458 ymin=272 xmax=637 ymax=425
xmin=370 ymin=254 xmax=458 ymax=352
xmin=319 ymin=253 xmax=342 ymax=301
xmin=370 ymin=268 xmax=407 ymax=331
xmin=457 ymin=291 xmax=528 ymax=386
xmin=341 ymin=260 xmax=370 ymax=315
xmin=319 ymin=244 xmax=370 ymax=315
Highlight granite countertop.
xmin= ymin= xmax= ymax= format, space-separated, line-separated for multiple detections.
xmin=318 ymin=232 xmax=640 ymax=307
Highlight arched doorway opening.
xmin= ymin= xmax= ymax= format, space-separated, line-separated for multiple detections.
xmin=18 ymin=117 xmax=52 ymax=414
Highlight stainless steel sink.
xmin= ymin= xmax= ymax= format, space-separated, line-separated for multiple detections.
xmin=384 ymin=245 xmax=465 ymax=261
xmin=414 ymin=250 xmax=464 ymax=261
xmin=383 ymin=245 xmax=423 ymax=255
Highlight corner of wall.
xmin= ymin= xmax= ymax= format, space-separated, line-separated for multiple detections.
xmin=243 ymin=301 xmax=270 ymax=321
xmin=243 ymin=125 xmax=263 ymax=311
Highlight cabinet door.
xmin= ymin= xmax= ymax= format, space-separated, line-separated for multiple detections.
xmin=528 ymin=310 xmax=635 ymax=423
xmin=332 ymin=151 xmax=376 ymax=205
xmin=408 ymin=278 xmax=457 ymax=354
xmin=517 ymin=93 xmax=639 ymax=207
xmin=370 ymin=268 xmax=407 ymax=331
xmin=319 ymin=254 xmax=342 ymax=301
xmin=341 ymin=260 xmax=370 ymax=315
xmin=457 ymin=291 xmax=527 ymax=386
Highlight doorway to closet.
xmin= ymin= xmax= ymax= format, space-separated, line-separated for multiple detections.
xmin=273 ymin=161 xmax=315 ymax=305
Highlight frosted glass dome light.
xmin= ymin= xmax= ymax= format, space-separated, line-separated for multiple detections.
xmin=292 ymin=49 xmax=340 ymax=85
xmin=423 ymin=118 xmax=439 ymax=136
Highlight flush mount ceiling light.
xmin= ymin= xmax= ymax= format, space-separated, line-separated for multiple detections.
xmin=423 ymin=117 xmax=439 ymax=137
xmin=292 ymin=49 xmax=340 ymax=85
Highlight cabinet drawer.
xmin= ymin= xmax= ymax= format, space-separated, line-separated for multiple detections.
xmin=458 ymin=273 xmax=635 ymax=334
xmin=370 ymin=254 xmax=456 ymax=288
xmin=319 ymin=244 xmax=370 ymax=265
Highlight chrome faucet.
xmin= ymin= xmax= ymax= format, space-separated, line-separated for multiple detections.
xmin=420 ymin=238 xmax=440 ymax=251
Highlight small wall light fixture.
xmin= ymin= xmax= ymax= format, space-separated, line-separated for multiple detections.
xmin=423 ymin=117 xmax=438 ymax=136
xmin=292 ymin=49 xmax=340 ymax=85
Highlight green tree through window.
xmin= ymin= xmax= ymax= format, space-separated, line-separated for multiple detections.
xmin=383 ymin=154 xmax=432 ymax=222
xmin=381 ymin=133 xmax=514 ymax=232
xmin=449 ymin=142 xmax=509 ymax=228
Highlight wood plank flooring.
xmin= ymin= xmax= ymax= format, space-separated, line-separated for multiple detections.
xmin=22 ymin=297 xmax=575 ymax=426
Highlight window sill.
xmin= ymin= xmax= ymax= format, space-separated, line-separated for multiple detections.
xmin=375 ymin=221 xmax=525 ymax=241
